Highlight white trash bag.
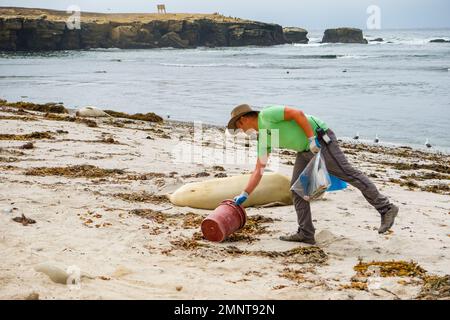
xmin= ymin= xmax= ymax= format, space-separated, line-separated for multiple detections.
xmin=290 ymin=151 xmax=331 ymax=201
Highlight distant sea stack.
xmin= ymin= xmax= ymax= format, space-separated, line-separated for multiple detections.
xmin=429 ymin=39 xmax=450 ymax=43
xmin=322 ymin=28 xmax=368 ymax=44
xmin=283 ymin=27 xmax=308 ymax=44
xmin=0 ymin=7 xmax=287 ymax=51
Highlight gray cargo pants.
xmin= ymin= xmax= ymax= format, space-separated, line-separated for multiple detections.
xmin=291 ymin=129 xmax=391 ymax=238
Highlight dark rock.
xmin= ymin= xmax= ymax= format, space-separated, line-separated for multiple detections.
xmin=0 ymin=9 xmax=287 ymax=51
xmin=111 ymin=25 xmax=156 ymax=49
xmin=283 ymin=27 xmax=309 ymax=44
xmin=322 ymin=28 xmax=368 ymax=44
xmin=229 ymin=22 xmax=285 ymax=46
xmin=370 ymin=37 xmax=384 ymax=42
xmin=159 ymin=31 xmax=189 ymax=49
xmin=430 ymin=39 xmax=450 ymax=43
xmin=4 ymin=17 xmax=23 ymax=30
xmin=80 ymin=22 xmax=113 ymax=49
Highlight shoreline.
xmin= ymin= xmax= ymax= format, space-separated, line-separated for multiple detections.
xmin=2 ymin=102 xmax=448 ymax=155
xmin=0 ymin=97 xmax=446 ymax=154
xmin=71 ymin=107 xmax=450 ymax=156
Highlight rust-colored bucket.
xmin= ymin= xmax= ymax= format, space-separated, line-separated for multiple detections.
xmin=201 ymin=199 xmax=247 ymax=242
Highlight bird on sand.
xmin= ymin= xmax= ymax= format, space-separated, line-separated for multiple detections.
xmin=353 ymin=132 xmax=359 ymax=140
xmin=374 ymin=134 xmax=379 ymax=143
xmin=425 ymin=138 xmax=432 ymax=148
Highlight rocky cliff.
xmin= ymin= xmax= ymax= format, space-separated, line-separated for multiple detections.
xmin=322 ymin=28 xmax=368 ymax=44
xmin=283 ymin=27 xmax=308 ymax=44
xmin=0 ymin=7 xmax=288 ymax=50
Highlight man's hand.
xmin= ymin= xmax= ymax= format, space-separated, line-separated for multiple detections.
xmin=233 ymin=191 xmax=249 ymax=206
xmin=308 ymin=136 xmax=321 ymax=154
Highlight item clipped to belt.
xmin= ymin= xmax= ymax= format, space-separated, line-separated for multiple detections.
xmin=316 ymin=127 xmax=331 ymax=144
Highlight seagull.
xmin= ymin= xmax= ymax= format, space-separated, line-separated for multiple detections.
xmin=374 ymin=134 xmax=379 ymax=143
xmin=353 ymin=132 xmax=359 ymax=140
xmin=425 ymin=138 xmax=432 ymax=148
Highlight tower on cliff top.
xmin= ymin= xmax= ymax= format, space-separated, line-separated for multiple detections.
xmin=157 ymin=4 xmax=167 ymax=14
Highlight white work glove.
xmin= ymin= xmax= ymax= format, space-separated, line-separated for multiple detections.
xmin=308 ymin=136 xmax=321 ymax=154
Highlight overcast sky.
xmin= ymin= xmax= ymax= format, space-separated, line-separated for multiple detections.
xmin=1 ymin=0 xmax=449 ymax=29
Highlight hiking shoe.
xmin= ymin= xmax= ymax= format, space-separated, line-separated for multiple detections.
xmin=279 ymin=232 xmax=316 ymax=245
xmin=378 ymin=204 xmax=399 ymax=234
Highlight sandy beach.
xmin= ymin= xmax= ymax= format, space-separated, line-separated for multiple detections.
xmin=0 ymin=103 xmax=449 ymax=300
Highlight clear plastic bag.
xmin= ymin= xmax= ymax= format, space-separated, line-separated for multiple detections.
xmin=290 ymin=151 xmax=331 ymax=201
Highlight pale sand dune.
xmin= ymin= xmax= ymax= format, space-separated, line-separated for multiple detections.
xmin=0 ymin=107 xmax=448 ymax=300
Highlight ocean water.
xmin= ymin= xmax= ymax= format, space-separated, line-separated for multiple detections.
xmin=1 ymin=29 xmax=449 ymax=152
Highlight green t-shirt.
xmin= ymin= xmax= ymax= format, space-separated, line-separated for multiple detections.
xmin=257 ymin=105 xmax=329 ymax=158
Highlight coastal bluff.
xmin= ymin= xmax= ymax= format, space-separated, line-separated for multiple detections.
xmin=322 ymin=27 xmax=368 ymax=44
xmin=0 ymin=7 xmax=287 ymax=50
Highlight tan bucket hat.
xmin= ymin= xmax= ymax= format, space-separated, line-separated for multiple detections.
xmin=227 ymin=104 xmax=259 ymax=131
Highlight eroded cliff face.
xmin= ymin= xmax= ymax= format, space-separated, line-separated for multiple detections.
xmin=322 ymin=28 xmax=368 ymax=44
xmin=283 ymin=27 xmax=309 ymax=44
xmin=0 ymin=10 xmax=287 ymax=50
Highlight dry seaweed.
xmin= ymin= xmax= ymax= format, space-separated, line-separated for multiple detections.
xmin=44 ymin=113 xmax=73 ymax=122
xmin=340 ymin=141 xmax=449 ymax=163
xmin=341 ymin=260 xmax=428 ymax=292
xmin=418 ymin=275 xmax=450 ymax=300
xmin=115 ymin=191 xmax=168 ymax=204
xmin=170 ymin=238 xmax=208 ymax=250
xmin=104 ymin=110 xmax=163 ymax=122
xmin=182 ymin=212 xmax=206 ymax=229
xmin=182 ymin=172 xmax=210 ymax=178
xmin=224 ymin=233 xmax=256 ymax=243
xmin=354 ymin=260 xmax=427 ymax=278
xmin=224 ymin=214 xmax=275 ymax=243
xmin=0 ymin=148 xmax=25 ymax=156
xmin=421 ymin=184 xmax=450 ymax=194
xmin=12 ymin=214 xmax=36 ymax=226
xmin=122 ymin=172 xmax=167 ymax=180
xmin=272 ymin=285 xmax=288 ymax=290
xmin=341 ymin=280 xmax=368 ymax=291
xmin=279 ymin=268 xmax=306 ymax=283
xmin=3 ymin=100 xmax=67 ymax=114
xmin=0 ymin=115 xmax=37 ymax=121
xmin=44 ymin=113 xmax=97 ymax=127
xmin=400 ymin=172 xmax=450 ymax=181
xmin=255 ymin=246 xmax=328 ymax=264
xmin=389 ymin=178 xmax=419 ymax=189
xmin=192 ymin=231 xmax=205 ymax=241
xmin=78 ymin=118 xmax=98 ymax=127
xmin=0 ymin=131 xmax=54 ymax=141
xmin=390 ymin=177 xmax=450 ymax=194
xmin=223 ymin=245 xmax=328 ymax=264
xmin=381 ymin=161 xmax=449 ymax=175
xmin=130 ymin=209 xmax=174 ymax=224
xmin=0 ymin=156 xmax=18 ymax=163
xmin=25 ymin=165 xmax=124 ymax=178
xmin=0 ymin=106 xmax=32 ymax=115
xmin=0 ymin=165 xmax=19 ymax=171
